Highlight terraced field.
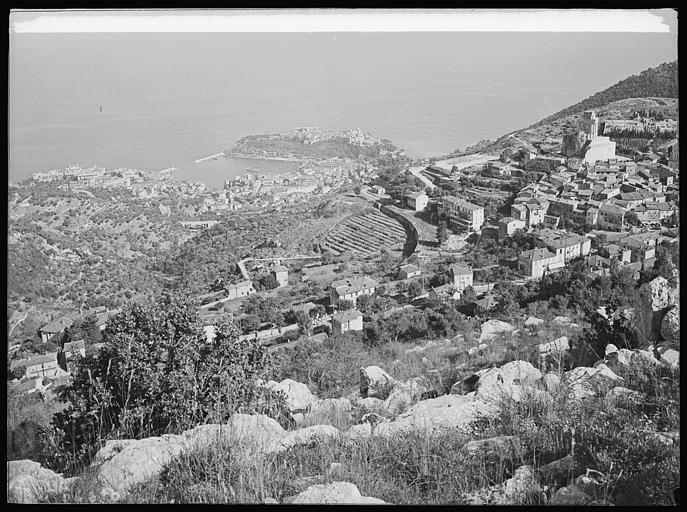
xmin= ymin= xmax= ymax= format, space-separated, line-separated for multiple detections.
xmin=323 ymin=208 xmax=407 ymax=257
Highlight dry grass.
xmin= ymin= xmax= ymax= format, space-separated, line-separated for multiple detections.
xmin=44 ymin=344 xmax=679 ymax=505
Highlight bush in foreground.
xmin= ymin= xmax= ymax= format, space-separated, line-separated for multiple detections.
xmin=40 ymin=294 xmax=288 ymax=475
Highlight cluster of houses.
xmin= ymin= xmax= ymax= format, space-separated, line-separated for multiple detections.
xmin=495 ymin=110 xmax=679 ymax=278
xmin=9 ymin=306 xmax=120 ymax=395
xmin=33 ymin=164 xmax=176 ymax=192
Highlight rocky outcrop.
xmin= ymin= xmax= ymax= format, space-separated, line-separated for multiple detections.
xmin=563 ymin=364 xmax=623 ymax=399
xmin=637 ymin=276 xmax=679 ymax=343
xmin=381 ymin=378 xmax=424 ymax=416
xmin=474 ymin=361 xmax=542 ymax=402
xmin=549 ymin=484 xmax=594 ymax=505
xmin=503 ymin=465 xmax=539 ymax=503
xmin=524 ymin=316 xmax=544 ymax=329
xmin=7 ymin=460 xmax=74 ymax=503
xmin=262 ymin=379 xmax=318 ymax=412
xmin=374 ymin=394 xmax=499 ymax=437
xmin=657 ymin=346 xmax=679 ymax=368
xmin=292 ymin=482 xmax=386 ymax=504
xmin=538 ymin=336 xmax=569 ymax=357
xmin=479 ymin=319 xmax=514 ymax=343
xmin=537 ymin=454 xmax=586 ymax=486
xmin=90 ymin=414 xmax=342 ymax=500
xmin=660 ymin=304 xmax=680 ymax=341
xmin=462 ymin=436 xmax=523 ymax=461
xmin=359 ymin=366 xmax=396 ymax=400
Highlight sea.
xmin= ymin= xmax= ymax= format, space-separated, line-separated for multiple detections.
xmin=7 ymin=85 xmax=593 ymax=191
xmin=8 ymin=32 xmax=676 ymax=191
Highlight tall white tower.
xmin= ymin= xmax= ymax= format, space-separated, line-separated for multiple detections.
xmin=582 ymin=111 xmax=599 ymax=141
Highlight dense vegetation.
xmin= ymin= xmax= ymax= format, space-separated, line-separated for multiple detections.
xmin=38 ymin=295 xmax=288 ymax=476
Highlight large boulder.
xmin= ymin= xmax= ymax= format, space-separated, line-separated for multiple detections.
xmin=183 ymin=414 xmax=287 ymax=455
xmin=637 ymin=276 xmax=679 ymax=342
xmin=549 ymin=484 xmax=594 ymax=505
xmin=279 ymin=425 xmax=340 ymax=452
xmin=374 ymin=394 xmax=499 ymax=437
xmin=474 ymin=361 xmax=542 ymax=402
xmin=382 ymin=379 xmax=424 ymax=417
xmin=606 ymin=386 xmax=646 ymax=404
xmin=93 ymin=433 xmax=189 ymax=499
xmin=503 ymin=465 xmax=539 ymax=503
xmin=351 ymin=396 xmax=385 ymax=415
xmin=479 ymin=320 xmax=514 ymax=343
xmin=263 ymin=379 xmax=317 ymax=412
xmin=524 ymin=316 xmax=545 ymax=329
xmin=538 ymin=336 xmax=569 ymax=357
xmin=538 ymin=454 xmax=586 ymax=486
xmin=657 ymin=347 xmax=680 ymax=369
xmin=660 ymin=304 xmax=680 ymax=341
xmin=359 ymin=366 xmax=396 ymax=400
xmin=7 ymin=460 xmax=73 ymax=503
xmin=563 ymin=364 xmax=623 ymax=399
xmin=292 ymin=482 xmax=386 ymax=504
xmin=462 ymin=436 xmax=523 ymax=461
xmin=91 ymin=414 xmax=342 ymax=499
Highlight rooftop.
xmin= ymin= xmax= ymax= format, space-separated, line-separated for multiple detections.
xmin=39 ymin=317 xmax=73 ymax=334
xmin=520 ymin=247 xmax=558 ymax=262
xmin=332 ymin=309 xmax=363 ymax=323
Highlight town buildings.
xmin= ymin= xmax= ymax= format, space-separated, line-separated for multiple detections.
xmin=518 ymin=247 xmax=565 ymax=279
xmin=38 ymin=317 xmax=73 ymax=344
xmin=271 ymin=265 xmax=289 ymax=287
xmin=405 ymin=191 xmax=429 ymax=212
xmin=497 ymin=217 xmax=527 ymax=239
xmin=331 ymin=309 xmax=364 ymax=335
xmin=440 ymin=196 xmax=485 ymax=232
xmin=450 ymin=265 xmax=474 ymax=291
xmin=329 ymin=276 xmax=378 ymax=304
xmin=398 ymin=264 xmax=421 ymax=280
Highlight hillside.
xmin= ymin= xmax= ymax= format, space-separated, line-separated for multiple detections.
xmin=470 ymin=96 xmax=679 ymax=157
xmin=534 ymin=61 xmax=678 ymax=127
xmin=448 ymin=60 xmax=678 ymax=158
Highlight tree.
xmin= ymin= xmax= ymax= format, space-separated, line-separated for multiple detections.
xmin=309 ymin=304 xmax=326 ymax=319
xmin=407 ymin=280 xmax=424 ymax=299
xmin=437 ymin=223 xmax=449 ymax=246
xmin=337 ymin=299 xmax=355 ymax=311
xmin=356 ymin=294 xmax=373 ymax=315
xmin=43 ymin=294 xmax=288 ymax=475
xmin=240 ymin=314 xmax=262 ymax=334
xmin=70 ymin=314 xmax=100 ymax=345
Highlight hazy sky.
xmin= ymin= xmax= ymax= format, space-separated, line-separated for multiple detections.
xmin=10 ymin=31 xmax=677 ymax=115
xmin=8 ymin=14 xmax=678 ymax=180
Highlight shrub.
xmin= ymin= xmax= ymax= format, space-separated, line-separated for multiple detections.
xmin=41 ymin=293 xmax=288 ymax=475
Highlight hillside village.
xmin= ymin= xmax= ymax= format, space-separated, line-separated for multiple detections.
xmin=7 ymin=62 xmax=680 ymax=505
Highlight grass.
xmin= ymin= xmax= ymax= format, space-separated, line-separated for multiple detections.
xmin=42 ymin=354 xmax=679 ymax=505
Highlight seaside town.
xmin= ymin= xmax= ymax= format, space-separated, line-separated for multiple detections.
xmin=7 ymin=54 xmax=680 ymax=506
xmin=9 ymin=103 xmax=679 ymax=392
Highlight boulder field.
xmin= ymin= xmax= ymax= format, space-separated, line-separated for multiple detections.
xmin=8 ymin=304 xmax=679 ymax=504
